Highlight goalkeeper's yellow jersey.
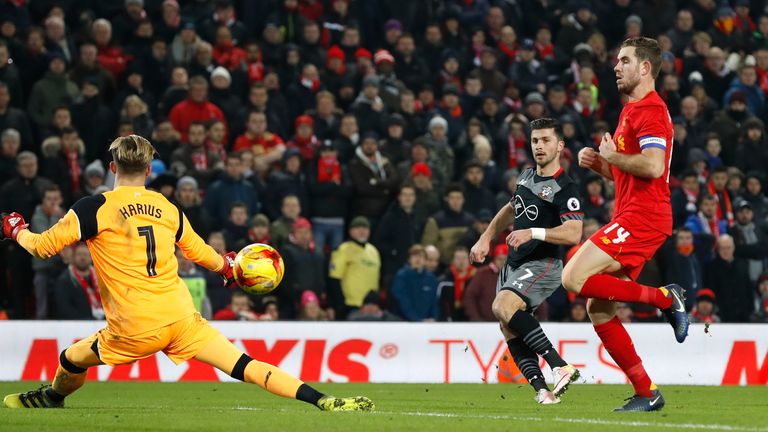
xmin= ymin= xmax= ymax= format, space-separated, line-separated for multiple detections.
xmin=17 ymin=185 xmax=224 ymax=336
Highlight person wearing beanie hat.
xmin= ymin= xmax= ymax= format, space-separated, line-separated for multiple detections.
xmin=735 ymin=117 xmax=768 ymax=175
xmin=422 ymin=115 xmax=455 ymax=181
xmin=176 ymin=175 xmax=198 ymax=191
xmin=373 ymin=49 xmax=400 ymax=112
xmin=326 ymin=45 xmax=346 ymax=78
xmin=287 ymin=114 xmax=319 ymax=161
xmin=251 ymin=213 xmax=269 ymax=227
xmin=741 ymin=172 xmax=768 ymax=222
xmin=173 ymin=173 xmax=211 ymax=240
xmin=82 ymin=160 xmax=106 ymax=196
xmin=210 ymin=66 xmax=231 ymax=84
xmin=625 ymin=15 xmax=643 ymax=38
xmin=428 ymin=115 xmax=448 ymax=132
xmin=383 ymin=19 xmax=402 ymax=49
xmin=461 ymin=157 xmax=496 ymax=218
xmin=329 ymin=214 xmax=382 ymax=316
xmin=374 ymin=49 xmax=395 ymax=66
xmin=348 ymin=121 xmax=399 ymax=222
xmin=264 ymin=143 xmax=309 ymax=221
xmin=349 ymin=216 xmax=370 ymax=229
xmin=362 ymin=75 xmax=380 ymax=88
xmin=355 ymin=47 xmax=372 ymax=60
xmin=688 ymin=288 xmax=720 ymax=324
xmin=297 ymin=289 xmax=331 ymax=321
xmin=410 ymin=162 xmax=432 ymax=179
xmin=352 ymin=72 xmax=385 ymax=133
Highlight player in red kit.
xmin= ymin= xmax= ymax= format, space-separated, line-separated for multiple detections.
xmin=561 ymin=37 xmax=688 ymax=412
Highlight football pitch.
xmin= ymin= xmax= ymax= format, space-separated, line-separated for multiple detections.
xmin=1 ymin=382 xmax=766 ymax=432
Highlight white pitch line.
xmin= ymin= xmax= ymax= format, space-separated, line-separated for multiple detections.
xmin=375 ymin=411 xmax=768 ymax=432
xmin=232 ymin=407 xmax=768 ymax=432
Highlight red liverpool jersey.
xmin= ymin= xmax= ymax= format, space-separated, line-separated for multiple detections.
xmin=610 ymin=90 xmax=673 ymax=235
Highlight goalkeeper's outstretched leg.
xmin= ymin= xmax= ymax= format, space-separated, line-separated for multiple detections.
xmin=4 ymin=340 xmax=103 ymax=408
xmin=194 ymin=334 xmax=375 ymax=412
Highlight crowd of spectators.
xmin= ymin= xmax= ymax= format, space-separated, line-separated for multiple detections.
xmin=0 ymin=0 xmax=767 ymax=323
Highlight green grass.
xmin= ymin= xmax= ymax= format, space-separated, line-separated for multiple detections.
xmin=1 ymin=382 xmax=766 ymax=432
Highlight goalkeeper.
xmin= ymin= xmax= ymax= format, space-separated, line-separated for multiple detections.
xmin=2 ymin=135 xmax=373 ymax=412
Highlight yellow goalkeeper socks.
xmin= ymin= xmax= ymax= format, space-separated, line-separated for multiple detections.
xmin=244 ymin=360 xmax=314 ymax=400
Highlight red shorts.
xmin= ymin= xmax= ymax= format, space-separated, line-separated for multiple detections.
xmin=588 ymin=217 xmax=669 ymax=281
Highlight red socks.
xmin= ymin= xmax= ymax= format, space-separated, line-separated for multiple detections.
xmin=594 ymin=317 xmax=654 ymax=397
xmin=580 ymin=274 xmax=672 ymax=309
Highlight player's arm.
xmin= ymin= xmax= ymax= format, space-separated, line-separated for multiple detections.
xmin=175 ymin=210 xmax=236 ymax=286
xmin=599 ymin=110 xmax=669 ymax=179
xmin=176 ymin=211 xmax=225 ymax=271
xmin=507 ymin=184 xmax=584 ymax=250
xmin=507 ymin=220 xmax=583 ymax=250
xmin=2 ymin=210 xmax=77 ymax=258
xmin=2 ymin=195 xmax=105 ymax=258
xmin=578 ymin=147 xmax=614 ymax=180
xmin=600 ymin=134 xmax=666 ymax=178
xmin=469 ymin=202 xmax=514 ymax=263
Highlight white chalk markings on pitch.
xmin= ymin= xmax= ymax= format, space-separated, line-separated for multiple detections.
xmin=231 ymin=407 xmax=767 ymax=432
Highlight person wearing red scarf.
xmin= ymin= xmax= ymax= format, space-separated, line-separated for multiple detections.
xmin=212 ymin=26 xmax=246 ymax=71
xmin=671 ymin=170 xmax=702 ymax=226
xmin=733 ymin=0 xmax=755 ymax=34
xmin=60 ymin=128 xmax=83 ymax=196
xmin=288 ymin=115 xmax=319 ymax=160
xmin=53 ymin=243 xmax=104 ymax=320
xmin=506 ymin=116 xmax=531 ymax=169
xmin=535 ymin=27 xmax=555 ymax=61
xmin=438 ymin=52 xmax=463 ymax=92
xmin=707 ymin=167 xmax=734 ymax=227
xmin=685 ymin=194 xmax=727 ymax=262
xmin=286 ymin=63 xmax=323 ymax=119
xmin=497 ymin=25 xmax=518 ymax=68
xmin=206 ymin=119 xmax=228 ymax=162
xmin=463 ymin=244 xmax=508 ymax=321
xmin=438 ymin=247 xmax=476 ymax=321
xmin=688 ymin=288 xmax=720 ymax=324
xmin=243 ymin=42 xmax=264 ymax=83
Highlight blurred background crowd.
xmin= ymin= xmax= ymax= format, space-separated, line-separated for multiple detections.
xmin=0 ymin=0 xmax=767 ymax=324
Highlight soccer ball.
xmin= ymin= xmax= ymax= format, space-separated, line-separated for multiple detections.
xmin=233 ymin=243 xmax=285 ymax=295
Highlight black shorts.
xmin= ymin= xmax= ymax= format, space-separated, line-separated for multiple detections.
xmin=497 ymin=257 xmax=563 ymax=311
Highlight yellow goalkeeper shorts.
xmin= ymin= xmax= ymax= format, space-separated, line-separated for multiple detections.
xmin=69 ymin=313 xmax=220 ymax=366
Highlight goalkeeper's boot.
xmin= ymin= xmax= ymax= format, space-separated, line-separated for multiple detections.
xmin=552 ymin=364 xmax=580 ymax=398
xmin=3 ymin=385 xmax=64 ymax=408
xmin=318 ymin=395 xmax=375 ymax=412
xmin=614 ymin=389 xmax=665 ymax=412
xmin=534 ymin=389 xmax=560 ymax=405
xmin=660 ymin=284 xmax=689 ymax=343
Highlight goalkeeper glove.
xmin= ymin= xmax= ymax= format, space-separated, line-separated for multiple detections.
xmin=219 ymin=251 xmax=237 ymax=288
xmin=1 ymin=212 xmax=28 ymax=241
